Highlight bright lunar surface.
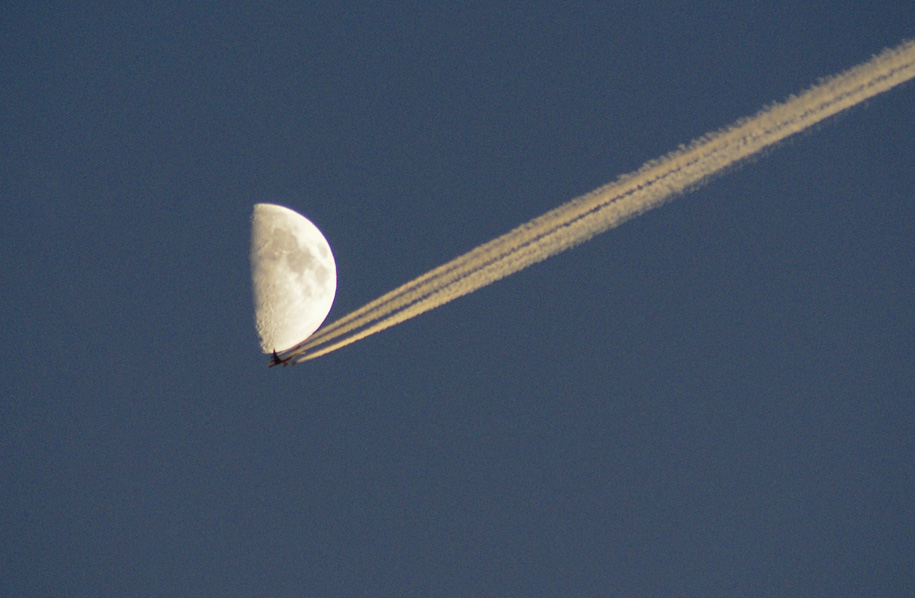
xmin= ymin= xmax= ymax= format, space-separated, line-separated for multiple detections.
xmin=250 ymin=203 xmax=337 ymax=353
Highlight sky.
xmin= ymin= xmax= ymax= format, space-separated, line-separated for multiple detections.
xmin=2 ymin=3 xmax=914 ymax=596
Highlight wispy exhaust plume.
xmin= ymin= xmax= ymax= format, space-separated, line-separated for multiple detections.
xmin=281 ymin=40 xmax=915 ymax=363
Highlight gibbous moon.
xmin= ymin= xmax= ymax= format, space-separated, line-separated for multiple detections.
xmin=251 ymin=203 xmax=336 ymax=353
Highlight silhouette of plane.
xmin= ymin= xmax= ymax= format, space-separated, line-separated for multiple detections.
xmin=269 ymin=349 xmax=293 ymax=367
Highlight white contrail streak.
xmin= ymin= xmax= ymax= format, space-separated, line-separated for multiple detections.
xmin=279 ymin=39 xmax=915 ymax=363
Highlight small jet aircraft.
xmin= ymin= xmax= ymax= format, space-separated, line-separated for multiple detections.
xmin=269 ymin=349 xmax=293 ymax=367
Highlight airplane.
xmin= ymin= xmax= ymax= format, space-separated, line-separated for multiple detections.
xmin=269 ymin=349 xmax=293 ymax=367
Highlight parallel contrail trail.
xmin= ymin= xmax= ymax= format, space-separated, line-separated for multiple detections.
xmin=280 ymin=40 xmax=915 ymax=363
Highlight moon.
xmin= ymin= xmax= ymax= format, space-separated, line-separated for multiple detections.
xmin=250 ymin=203 xmax=337 ymax=353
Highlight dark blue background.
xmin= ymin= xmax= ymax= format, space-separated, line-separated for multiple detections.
xmin=3 ymin=4 xmax=914 ymax=595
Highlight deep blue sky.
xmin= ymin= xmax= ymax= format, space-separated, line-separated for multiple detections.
xmin=3 ymin=4 xmax=914 ymax=596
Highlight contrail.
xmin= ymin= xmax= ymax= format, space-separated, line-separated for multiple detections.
xmin=280 ymin=39 xmax=915 ymax=363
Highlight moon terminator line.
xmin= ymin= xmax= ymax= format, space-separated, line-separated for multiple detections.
xmin=277 ymin=39 xmax=915 ymax=364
